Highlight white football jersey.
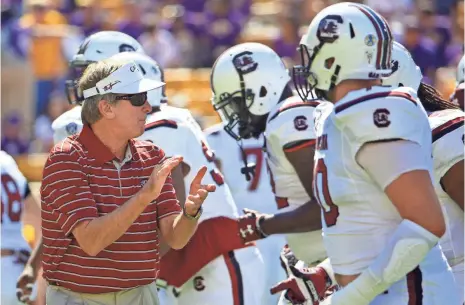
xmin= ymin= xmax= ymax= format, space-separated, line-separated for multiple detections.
xmin=51 ymin=105 xmax=83 ymax=144
xmin=204 ymin=124 xmax=277 ymax=214
xmin=139 ymin=109 xmax=239 ymax=222
xmin=313 ymin=86 xmax=442 ymax=275
xmin=264 ymin=96 xmax=326 ymax=264
xmin=1 ymin=150 xmax=31 ymax=250
xmin=205 ymin=124 xmax=287 ymax=305
xmin=429 ymin=109 xmax=464 ymax=267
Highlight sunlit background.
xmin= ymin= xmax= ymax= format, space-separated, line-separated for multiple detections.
xmin=1 ymin=0 xmax=463 ymax=157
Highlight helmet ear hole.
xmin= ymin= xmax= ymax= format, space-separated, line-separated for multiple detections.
xmin=259 ymin=86 xmax=267 ymax=97
xmin=325 ymin=57 xmax=335 ymax=69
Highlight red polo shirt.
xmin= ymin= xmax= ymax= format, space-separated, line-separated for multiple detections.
xmin=40 ymin=124 xmax=181 ymax=293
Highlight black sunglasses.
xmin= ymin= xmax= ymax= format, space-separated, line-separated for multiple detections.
xmin=115 ymin=92 xmax=148 ymax=106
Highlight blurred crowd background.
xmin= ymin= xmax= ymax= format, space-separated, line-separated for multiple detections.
xmin=1 ymin=0 xmax=463 ymax=156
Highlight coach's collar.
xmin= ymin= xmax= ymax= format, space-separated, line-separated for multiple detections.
xmin=78 ymin=124 xmax=138 ymax=165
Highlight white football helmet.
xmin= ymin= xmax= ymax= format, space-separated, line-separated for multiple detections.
xmin=295 ymin=2 xmax=393 ymax=100
xmin=109 ymin=52 xmax=166 ymax=107
xmin=456 ymin=55 xmax=464 ymax=85
xmin=210 ymin=42 xmax=291 ymax=140
xmin=66 ymin=31 xmax=145 ymax=105
xmin=383 ymin=41 xmax=423 ymax=91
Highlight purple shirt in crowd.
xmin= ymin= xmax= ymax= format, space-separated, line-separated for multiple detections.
xmin=1 ymin=138 xmax=29 ymax=155
xmin=69 ymin=11 xmax=103 ymax=37
xmin=117 ymin=20 xmax=145 ymax=39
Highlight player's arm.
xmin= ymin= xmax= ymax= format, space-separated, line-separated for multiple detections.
xmin=441 ymin=160 xmax=464 ymax=209
xmin=21 ymin=186 xmax=42 ymax=245
xmin=239 ymin=105 xmax=321 ymax=242
xmin=16 ymin=236 xmax=44 ymax=303
xmin=259 ymin=145 xmax=322 ymax=235
xmin=432 ymin=118 xmax=465 ymax=210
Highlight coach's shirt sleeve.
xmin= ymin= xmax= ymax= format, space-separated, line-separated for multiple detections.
xmin=155 ymin=149 xmax=182 ymax=220
xmin=41 ymin=150 xmax=99 ymax=236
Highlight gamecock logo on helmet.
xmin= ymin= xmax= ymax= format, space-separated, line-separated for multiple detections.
xmin=233 ymin=51 xmax=258 ymax=75
xmin=317 ymin=15 xmax=344 ymax=44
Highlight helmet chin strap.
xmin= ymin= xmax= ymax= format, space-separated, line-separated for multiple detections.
xmin=238 ymin=140 xmax=256 ymax=182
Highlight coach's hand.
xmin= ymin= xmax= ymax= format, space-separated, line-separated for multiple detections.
xmin=184 ymin=166 xmax=216 ymax=216
xmin=16 ymin=264 xmax=35 ymax=304
xmin=143 ymin=156 xmax=184 ymax=200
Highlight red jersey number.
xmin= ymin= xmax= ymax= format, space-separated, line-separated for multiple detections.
xmin=1 ymin=174 xmax=22 ymax=223
xmin=201 ymin=140 xmax=225 ymax=186
xmin=241 ymin=147 xmax=263 ymax=191
xmin=313 ymin=159 xmax=339 ymax=227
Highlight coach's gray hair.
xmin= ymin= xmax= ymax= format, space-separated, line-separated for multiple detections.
xmin=78 ymin=60 xmax=124 ymax=125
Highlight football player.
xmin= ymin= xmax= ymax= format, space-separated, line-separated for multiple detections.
xmin=384 ymin=41 xmax=464 ymax=302
xmin=271 ymin=3 xmax=460 ymax=305
xmin=204 ymin=124 xmax=287 ymax=305
xmin=209 ymin=42 xmax=327 ymax=268
xmin=1 ymin=150 xmax=42 ymax=305
xmin=107 ymin=51 xmax=266 ymax=305
xmin=450 ymin=55 xmax=464 ymax=110
xmin=271 ymin=41 xmax=465 ymax=305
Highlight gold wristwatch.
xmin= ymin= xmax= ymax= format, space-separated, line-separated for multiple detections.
xmin=182 ymin=205 xmax=203 ymax=220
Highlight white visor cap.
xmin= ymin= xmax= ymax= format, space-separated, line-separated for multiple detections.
xmin=83 ymin=61 xmax=165 ymax=98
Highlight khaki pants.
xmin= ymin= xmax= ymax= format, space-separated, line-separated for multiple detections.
xmin=46 ymin=282 xmax=160 ymax=305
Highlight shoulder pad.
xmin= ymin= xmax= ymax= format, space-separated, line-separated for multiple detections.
xmin=140 ymin=120 xmax=194 ymax=166
xmin=145 ymin=119 xmax=178 ymax=131
xmin=52 ymin=107 xmax=83 ymax=144
xmin=429 ymin=110 xmax=464 ymax=178
xmin=204 ymin=123 xmax=223 ymax=137
xmin=0 ymin=150 xmax=18 ymax=168
xmin=266 ymin=97 xmax=319 ymax=150
xmin=51 ymin=106 xmax=82 ymax=131
xmin=268 ymin=96 xmax=320 ymax=123
xmin=429 ymin=109 xmax=464 ymax=142
xmin=160 ymin=104 xmax=197 ymax=123
xmin=333 ymin=87 xmax=426 ymax=147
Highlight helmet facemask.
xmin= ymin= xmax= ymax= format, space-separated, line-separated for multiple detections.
xmin=214 ymin=89 xmax=266 ymax=140
xmin=293 ymin=44 xmax=341 ymax=101
xmin=65 ymin=62 xmax=90 ymax=105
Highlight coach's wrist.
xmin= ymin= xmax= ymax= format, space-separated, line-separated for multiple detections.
xmin=137 ymin=189 xmax=154 ymax=206
xmin=182 ymin=205 xmax=202 ymax=220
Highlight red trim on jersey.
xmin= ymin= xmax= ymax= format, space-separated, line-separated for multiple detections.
xmin=407 ymin=267 xmax=423 ymax=305
xmin=268 ymin=100 xmax=320 ymax=122
xmin=283 ymin=139 xmax=317 ymax=153
xmin=276 ymin=197 xmax=290 ymax=209
xmin=145 ymin=119 xmax=178 ymax=131
xmin=335 ymin=91 xmax=417 ymax=114
xmin=431 ymin=116 xmax=464 ymax=143
xmin=159 ymin=217 xmax=252 ymax=287
xmin=224 ymin=251 xmax=245 ymax=305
